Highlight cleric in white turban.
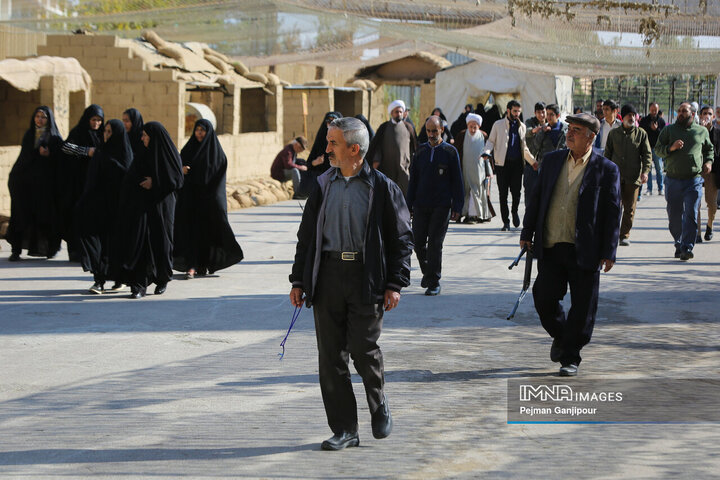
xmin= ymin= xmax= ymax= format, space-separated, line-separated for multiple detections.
xmin=387 ymin=99 xmax=406 ymax=116
xmin=365 ymin=99 xmax=417 ymax=195
xmin=466 ymin=113 xmax=483 ymax=127
xmin=455 ymin=111 xmax=494 ymax=223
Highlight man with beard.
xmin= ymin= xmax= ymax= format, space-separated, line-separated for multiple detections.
xmin=520 ymin=113 xmax=621 ymax=377
xmin=526 ymin=104 xmax=568 ymax=207
xmin=639 ymin=102 xmax=666 ymax=195
xmin=483 ymin=100 xmax=535 ymax=231
xmin=603 ymin=104 xmax=652 ymax=246
xmin=407 ymin=116 xmax=464 ymax=295
xmin=655 ymin=102 xmax=714 ymax=261
xmin=698 ymin=105 xmax=720 ymax=241
xmin=290 ymin=117 xmax=412 ymax=450
xmin=366 ymin=99 xmax=418 ymax=195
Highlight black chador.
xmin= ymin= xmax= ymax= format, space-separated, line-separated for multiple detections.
xmin=115 ymin=121 xmax=184 ymax=298
xmin=76 ymin=119 xmax=133 ymax=293
xmin=308 ymin=111 xmax=343 ymax=175
xmin=6 ymin=106 xmax=63 ymax=260
xmin=123 ymin=108 xmax=144 ymax=157
xmin=60 ymin=104 xmax=105 ymax=261
xmin=174 ymin=119 xmax=243 ymax=277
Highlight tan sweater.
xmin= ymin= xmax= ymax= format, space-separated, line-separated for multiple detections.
xmin=543 ymin=150 xmax=591 ymax=248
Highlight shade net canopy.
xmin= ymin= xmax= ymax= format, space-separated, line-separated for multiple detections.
xmin=2 ymin=0 xmax=719 ymax=76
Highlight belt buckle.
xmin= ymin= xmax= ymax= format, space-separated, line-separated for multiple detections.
xmin=341 ymin=252 xmax=357 ymax=261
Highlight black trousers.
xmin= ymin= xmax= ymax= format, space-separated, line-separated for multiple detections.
xmin=312 ymin=259 xmax=385 ymax=434
xmin=532 ymin=243 xmax=600 ymax=366
xmin=496 ymin=159 xmax=524 ymax=225
xmin=412 ymin=206 xmax=451 ymax=288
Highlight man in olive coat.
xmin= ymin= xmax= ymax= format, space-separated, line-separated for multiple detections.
xmin=604 ymin=104 xmax=652 ymax=246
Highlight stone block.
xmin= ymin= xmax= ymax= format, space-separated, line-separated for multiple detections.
xmin=67 ymin=35 xmax=97 ymax=46
xmin=107 ymin=47 xmax=131 ymax=59
xmin=46 ymin=34 xmax=70 ymax=46
xmin=83 ymin=46 xmax=108 ymax=58
xmin=64 ymin=46 xmax=84 ymax=59
xmin=149 ymin=70 xmax=176 ymax=82
xmin=93 ymin=35 xmax=118 ymax=47
xmin=125 ymin=70 xmax=150 ymax=82
xmin=96 ymin=57 xmax=120 ymax=71
xmin=37 ymin=45 xmax=60 ymax=57
xmin=120 ymin=57 xmax=145 ymax=71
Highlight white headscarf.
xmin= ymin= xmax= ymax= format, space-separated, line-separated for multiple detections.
xmin=388 ymin=100 xmax=406 ymax=115
xmin=466 ymin=113 xmax=483 ymax=126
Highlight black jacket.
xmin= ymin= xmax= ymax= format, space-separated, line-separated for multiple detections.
xmin=290 ymin=161 xmax=413 ymax=306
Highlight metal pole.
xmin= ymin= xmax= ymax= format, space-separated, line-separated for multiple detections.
xmin=670 ymin=77 xmax=676 ymax=123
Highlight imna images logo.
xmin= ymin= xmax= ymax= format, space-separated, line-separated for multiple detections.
xmin=520 ymin=384 xmax=573 ymax=401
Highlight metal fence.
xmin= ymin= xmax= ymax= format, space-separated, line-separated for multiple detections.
xmin=574 ymin=75 xmax=718 ymax=122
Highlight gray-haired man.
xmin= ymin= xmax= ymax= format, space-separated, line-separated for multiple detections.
xmin=290 ymin=117 xmax=413 ymax=450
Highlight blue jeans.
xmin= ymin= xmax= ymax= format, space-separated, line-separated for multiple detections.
xmin=647 ymin=152 xmax=664 ymax=193
xmin=665 ymin=176 xmax=703 ymax=252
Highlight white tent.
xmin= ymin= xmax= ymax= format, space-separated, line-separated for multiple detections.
xmin=435 ymin=60 xmax=574 ymax=122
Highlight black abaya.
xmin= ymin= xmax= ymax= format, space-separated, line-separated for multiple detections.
xmin=307 ymin=111 xmax=342 ymax=175
xmin=123 ymin=108 xmax=144 ymax=157
xmin=76 ymin=119 xmax=133 ymax=284
xmin=116 ymin=121 xmax=183 ymax=294
xmin=6 ymin=106 xmax=63 ymax=258
xmin=59 ymin=104 xmax=105 ymax=260
xmin=174 ymin=119 xmax=244 ymax=275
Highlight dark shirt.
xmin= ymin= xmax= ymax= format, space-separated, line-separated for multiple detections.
xmin=639 ymin=115 xmax=666 ymax=148
xmin=406 ymin=141 xmax=464 ymax=213
xmin=507 ymin=119 xmax=522 ymax=160
xmin=270 ymin=144 xmax=300 ymax=182
xmin=322 ymin=167 xmax=371 ymax=253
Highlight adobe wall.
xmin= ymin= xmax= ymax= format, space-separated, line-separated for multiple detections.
xmin=0 ymin=81 xmax=41 ymax=147
xmin=38 ymin=35 xmax=186 ymax=144
xmin=0 ymin=146 xmax=20 ymax=215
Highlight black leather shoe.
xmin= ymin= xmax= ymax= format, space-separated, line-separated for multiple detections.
xmin=705 ymin=226 xmax=713 ymax=241
xmin=696 ymin=234 xmax=703 ymax=244
xmin=8 ymin=253 xmax=20 ymax=262
xmin=674 ymin=247 xmax=682 ymax=258
xmin=154 ymin=283 xmax=167 ymax=295
xmin=501 ymin=223 xmax=510 ymax=231
xmin=619 ymin=238 xmax=630 ymax=246
xmin=129 ymin=291 xmax=144 ymax=299
xmin=679 ymin=250 xmax=694 ymax=261
xmin=425 ymin=285 xmax=441 ymax=296
xmin=559 ymin=363 xmax=578 ymax=376
xmin=512 ymin=211 xmax=520 ymax=228
xmin=371 ymin=397 xmax=393 ymax=439
xmin=420 ymin=276 xmax=429 ymax=288
xmin=321 ymin=431 xmax=359 ymax=451
xmin=88 ymin=282 xmax=104 ymax=294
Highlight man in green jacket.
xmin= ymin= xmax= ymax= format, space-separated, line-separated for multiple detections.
xmin=604 ymin=104 xmax=652 ymax=246
xmin=655 ymin=102 xmax=714 ymax=260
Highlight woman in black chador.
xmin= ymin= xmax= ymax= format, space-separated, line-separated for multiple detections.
xmin=76 ymin=119 xmax=133 ymax=294
xmin=174 ymin=119 xmax=244 ymax=279
xmin=60 ymin=104 xmax=105 ymax=261
xmin=122 ymin=108 xmax=144 ymax=157
xmin=307 ymin=111 xmax=343 ymax=175
xmin=116 ymin=121 xmax=184 ymax=299
xmin=6 ymin=106 xmax=63 ymax=261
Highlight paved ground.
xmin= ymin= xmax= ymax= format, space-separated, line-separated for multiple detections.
xmin=1 ymin=188 xmax=719 ymax=479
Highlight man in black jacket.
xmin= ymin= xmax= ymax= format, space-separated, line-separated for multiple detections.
xmin=290 ymin=117 xmax=413 ymax=451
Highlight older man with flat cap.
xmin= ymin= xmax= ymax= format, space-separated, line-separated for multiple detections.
xmin=520 ymin=112 xmax=621 ymax=377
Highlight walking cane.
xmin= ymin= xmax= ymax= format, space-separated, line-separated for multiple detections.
xmin=507 ymin=245 xmax=533 ymax=320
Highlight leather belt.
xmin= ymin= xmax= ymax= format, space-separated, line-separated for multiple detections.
xmin=322 ymin=251 xmax=363 ymax=262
